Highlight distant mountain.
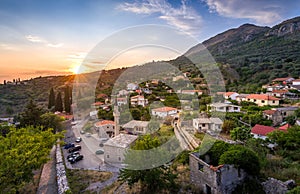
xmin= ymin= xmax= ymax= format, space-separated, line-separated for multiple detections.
xmin=184 ymin=16 xmax=300 ymax=92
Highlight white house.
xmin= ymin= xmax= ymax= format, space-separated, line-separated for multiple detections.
xmin=127 ymin=83 xmax=139 ymax=91
xmin=151 ymin=106 xmax=178 ymax=118
xmin=209 ymin=102 xmax=241 ymax=112
xmin=245 ymin=94 xmax=280 ymax=106
xmin=193 ymin=117 xmax=223 ymax=134
xmin=251 ymin=124 xmax=276 ymax=140
xmin=118 ymin=89 xmax=129 ymax=97
xmin=122 ymin=120 xmax=149 ymax=134
xmin=95 ymin=120 xmax=115 ymax=138
xmin=130 ymin=95 xmax=148 ymax=107
xmin=117 ymin=97 xmax=127 ymax=106
xmin=224 ymin=92 xmax=239 ymax=100
xmin=292 ymin=79 xmax=300 ymax=85
xmin=177 ymin=90 xmax=203 ymax=95
xmin=103 ymin=134 xmax=138 ymax=164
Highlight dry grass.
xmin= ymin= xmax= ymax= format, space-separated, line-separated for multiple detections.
xmin=19 ymin=169 xmax=41 ymax=194
xmin=67 ymin=169 xmax=112 ymax=193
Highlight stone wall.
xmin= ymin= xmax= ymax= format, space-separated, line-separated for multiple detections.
xmin=56 ymin=144 xmax=70 ymax=194
xmin=190 ymin=153 xmax=247 ymax=194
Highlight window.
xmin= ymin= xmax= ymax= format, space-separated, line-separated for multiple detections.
xmin=262 ymin=100 xmax=265 ymax=103
xmin=254 ymin=99 xmax=256 ymax=102
xmin=119 ymin=157 xmax=121 ymax=161
xmin=202 ymin=124 xmax=205 ymax=127
xmin=198 ymin=163 xmax=204 ymax=172
xmin=273 ymin=100 xmax=275 ymax=103
xmin=206 ymin=184 xmax=212 ymax=194
xmin=107 ymin=155 xmax=109 ymax=158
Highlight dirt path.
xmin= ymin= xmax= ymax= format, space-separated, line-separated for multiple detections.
xmin=37 ymin=145 xmax=58 ymax=194
xmin=85 ymin=171 xmax=119 ymax=191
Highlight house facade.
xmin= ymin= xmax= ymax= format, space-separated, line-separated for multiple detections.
xmin=130 ymin=95 xmax=148 ymax=107
xmin=151 ymin=106 xmax=178 ymax=118
xmin=94 ymin=120 xmax=115 ymax=138
xmin=251 ymin=124 xmax=276 ymax=140
xmin=190 ymin=153 xmax=247 ymax=194
xmin=263 ymin=110 xmax=283 ymax=126
xmin=193 ymin=117 xmax=223 ymax=134
xmin=116 ymin=97 xmax=127 ymax=106
xmin=224 ymin=92 xmax=239 ymax=100
xmin=122 ymin=120 xmax=149 ymax=134
xmin=103 ymin=134 xmax=138 ymax=164
xmin=245 ymin=94 xmax=280 ymax=106
xmin=209 ymin=103 xmax=241 ymax=113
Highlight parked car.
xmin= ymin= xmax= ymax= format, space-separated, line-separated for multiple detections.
xmin=68 ymin=145 xmax=81 ymax=153
xmin=95 ymin=149 xmax=104 ymax=155
xmin=67 ymin=151 xmax=80 ymax=162
xmin=80 ymin=130 xmax=85 ymax=134
xmin=85 ymin=133 xmax=91 ymax=137
xmin=75 ymin=137 xmax=82 ymax=143
xmin=63 ymin=143 xmax=75 ymax=149
xmin=70 ymin=155 xmax=84 ymax=164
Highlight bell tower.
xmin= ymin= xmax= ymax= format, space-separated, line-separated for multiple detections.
xmin=113 ymin=97 xmax=120 ymax=136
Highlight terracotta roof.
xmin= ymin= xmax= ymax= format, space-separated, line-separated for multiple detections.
xmin=263 ymin=110 xmax=277 ymax=115
xmin=251 ymin=124 xmax=275 ymax=136
xmin=92 ymin=102 xmax=104 ymax=106
xmin=95 ymin=120 xmax=115 ymax=127
xmin=97 ymin=93 xmax=108 ymax=98
xmin=278 ymin=123 xmax=290 ymax=131
xmin=246 ymin=94 xmax=279 ymax=101
xmin=153 ymin=106 xmax=177 ymax=112
xmin=272 ymin=77 xmax=292 ymax=82
xmin=272 ymin=89 xmax=289 ymax=94
xmin=224 ymin=92 xmax=237 ymax=96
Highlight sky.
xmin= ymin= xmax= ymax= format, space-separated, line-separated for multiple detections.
xmin=0 ymin=0 xmax=300 ymax=83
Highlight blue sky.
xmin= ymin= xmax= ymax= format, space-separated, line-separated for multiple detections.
xmin=0 ymin=0 xmax=300 ymax=82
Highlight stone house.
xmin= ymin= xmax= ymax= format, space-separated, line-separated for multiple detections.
xmin=122 ymin=120 xmax=149 ymax=135
xmin=130 ymin=95 xmax=148 ymax=107
xmin=190 ymin=153 xmax=247 ymax=194
xmin=263 ymin=109 xmax=283 ymax=126
xmin=95 ymin=120 xmax=115 ymax=138
xmin=103 ymin=134 xmax=138 ymax=164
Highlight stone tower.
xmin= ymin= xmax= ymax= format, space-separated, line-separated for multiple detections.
xmin=113 ymin=103 xmax=120 ymax=137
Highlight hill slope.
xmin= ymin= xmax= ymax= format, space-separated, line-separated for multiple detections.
xmin=185 ymin=16 xmax=300 ymax=92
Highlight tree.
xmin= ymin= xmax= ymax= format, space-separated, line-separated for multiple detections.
xmin=222 ymin=120 xmax=235 ymax=134
xmin=219 ymin=145 xmax=260 ymax=175
xmin=0 ymin=126 xmax=62 ymax=193
xmin=230 ymin=126 xmax=252 ymax=141
xmin=119 ymin=135 xmax=178 ymax=192
xmin=202 ymin=140 xmax=231 ymax=166
xmin=40 ymin=112 xmax=64 ymax=133
xmin=55 ymin=92 xmax=63 ymax=112
xmin=19 ymin=100 xmax=45 ymax=127
xmin=48 ymin=88 xmax=55 ymax=110
xmin=6 ymin=106 xmax=14 ymax=115
xmin=64 ymin=86 xmax=71 ymax=113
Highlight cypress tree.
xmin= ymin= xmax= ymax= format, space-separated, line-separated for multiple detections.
xmin=48 ymin=88 xmax=55 ymax=109
xmin=55 ymin=92 xmax=63 ymax=112
xmin=64 ymin=86 xmax=71 ymax=113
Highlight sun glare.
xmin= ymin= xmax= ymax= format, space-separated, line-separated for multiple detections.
xmin=70 ymin=64 xmax=80 ymax=74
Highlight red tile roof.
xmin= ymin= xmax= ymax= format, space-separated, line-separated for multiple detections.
xmin=272 ymin=77 xmax=292 ymax=82
xmin=153 ymin=106 xmax=177 ymax=112
xmin=278 ymin=123 xmax=290 ymax=131
xmin=247 ymin=94 xmax=279 ymax=101
xmin=272 ymin=89 xmax=289 ymax=94
xmin=224 ymin=92 xmax=237 ymax=96
xmin=263 ymin=110 xmax=277 ymax=115
xmin=251 ymin=124 xmax=275 ymax=136
xmin=92 ymin=102 xmax=104 ymax=106
xmin=95 ymin=120 xmax=115 ymax=127
xmin=97 ymin=93 xmax=108 ymax=99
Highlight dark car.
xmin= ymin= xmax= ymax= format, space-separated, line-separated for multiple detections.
xmin=68 ymin=145 xmax=81 ymax=153
xmin=63 ymin=143 xmax=75 ymax=149
xmin=70 ymin=155 xmax=84 ymax=164
xmin=67 ymin=151 xmax=80 ymax=161
xmin=75 ymin=137 xmax=82 ymax=143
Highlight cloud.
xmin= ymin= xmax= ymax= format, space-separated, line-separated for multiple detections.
xmin=204 ymin=0 xmax=293 ymax=25
xmin=25 ymin=35 xmax=63 ymax=48
xmin=117 ymin=0 xmax=202 ymax=36
xmin=47 ymin=43 xmax=64 ymax=48
xmin=25 ymin=35 xmax=46 ymax=43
